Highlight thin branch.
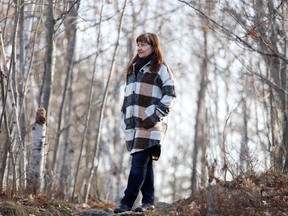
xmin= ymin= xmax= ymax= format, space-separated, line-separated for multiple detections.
xmin=54 ymin=0 xmax=81 ymax=33
xmin=73 ymin=46 xmax=111 ymax=65
xmin=55 ymin=0 xmax=81 ymax=22
xmin=0 ymin=17 xmax=8 ymax=23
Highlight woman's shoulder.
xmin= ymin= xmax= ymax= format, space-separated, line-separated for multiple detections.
xmin=159 ymin=61 xmax=174 ymax=78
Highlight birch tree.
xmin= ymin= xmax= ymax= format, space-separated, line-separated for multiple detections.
xmin=0 ymin=28 xmax=12 ymax=194
xmin=27 ymin=108 xmax=47 ymax=194
xmin=0 ymin=20 xmax=25 ymax=194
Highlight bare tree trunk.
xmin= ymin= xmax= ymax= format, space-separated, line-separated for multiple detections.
xmin=18 ymin=0 xmax=36 ymax=144
xmin=191 ymin=25 xmax=209 ymax=196
xmin=0 ymin=28 xmax=13 ymax=194
xmin=18 ymin=0 xmax=26 ymax=139
xmin=27 ymin=108 xmax=47 ymax=194
xmin=41 ymin=0 xmax=55 ymax=116
xmin=63 ymin=69 xmax=76 ymax=199
xmin=17 ymin=0 xmax=28 ymax=191
xmin=200 ymin=110 xmax=208 ymax=187
xmin=111 ymin=91 xmax=125 ymax=202
xmin=265 ymin=71 xmax=275 ymax=168
xmin=52 ymin=0 xmax=80 ymax=182
xmin=280 ymin=3 xmax=288 ymax=172
xmin=84 ymin=0 xmax=129 ymax=203
xmin=32 ymin=0 xmax=55 ymax=194
xmin=0 ymin=69 xmax=11 ymax=193
xmin=21 ymin=4 xmax=39 ymax=113
xmin=10 ymin=0 xmax=21 ymax=193
xmin=239 ymin=99 xmax=248 ymax=175
xmin=40 ymin=0 xmax=55 ymax=192
xmin=170 ymin=156 xmax=178 ymax=202
xmin=0 ymin=26 xmax=24 ymax=195
xmin=59 ymin=2 xmax=81 ymax=199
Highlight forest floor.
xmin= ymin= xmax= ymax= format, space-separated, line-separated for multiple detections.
xmin=0 ymin=171 xmax=288 ymax=216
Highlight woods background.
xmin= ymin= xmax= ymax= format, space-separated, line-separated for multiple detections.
xmin=0 ymin=0 xmax=287 ymax=206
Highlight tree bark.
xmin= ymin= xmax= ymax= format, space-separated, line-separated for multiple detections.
xmin=17 ymin=0 xmax=28 ymax=191
xmin=27 ymin=108 xmax=47 ymax=194
xmin=239 ymin=99 xmax=248 ymax=174
xmin=191 ymin=25 xmax=209 ymax=196
xmin=41 ymin=0 xmax=55 ymax=116
xmin=279 ymin=2 xmax=288 ymax=172
xmin=200 ymin=110 xmax=208 ymax=187
xmin=0 ymin=68 xmax=11 ymax=193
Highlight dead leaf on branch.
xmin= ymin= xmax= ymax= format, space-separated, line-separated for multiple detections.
xmin=243 ymin=178 xmax=256 ymax=189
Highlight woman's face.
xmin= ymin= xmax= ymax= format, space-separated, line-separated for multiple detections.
xmin=137 ymin=41 xmax=153 ymax=58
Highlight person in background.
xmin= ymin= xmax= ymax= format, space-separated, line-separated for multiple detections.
xmin=114 ymin=33 xmax=176 ymax=213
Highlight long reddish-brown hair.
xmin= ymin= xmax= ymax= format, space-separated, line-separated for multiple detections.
xmin=126 ymin=33 xmax=163 ymax=74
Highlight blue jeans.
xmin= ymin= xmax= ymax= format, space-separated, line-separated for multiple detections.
xmin=121 ymin=147 xmax=155 ymax=207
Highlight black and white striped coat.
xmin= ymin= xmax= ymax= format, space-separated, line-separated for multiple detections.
xmin=121 ymin=61 xmax=176 ymax=159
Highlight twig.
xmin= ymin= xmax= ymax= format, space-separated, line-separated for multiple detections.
xmin=54 ymin=0 xmax=81 ymax=33
xmin=0 ymin=17 xmax=8 ymax=24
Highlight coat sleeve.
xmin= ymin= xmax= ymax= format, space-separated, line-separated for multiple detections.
xmin=120 ymin=85 xmax=127 ymax=131
xmin=157 ymin=63 xmax=176 ymax=117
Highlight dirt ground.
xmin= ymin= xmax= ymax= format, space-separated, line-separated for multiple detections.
xmin=0 ymin=171 xmax=288 ymax=216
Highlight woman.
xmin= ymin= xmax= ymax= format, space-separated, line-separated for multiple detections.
xmin=114 ymin=33 xmax=176 ymax=213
